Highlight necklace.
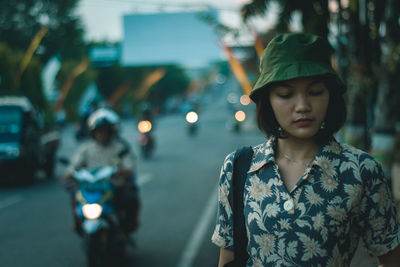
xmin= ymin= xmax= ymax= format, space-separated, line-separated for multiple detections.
xmin=279 ymin=151 xmax=313 ymax=168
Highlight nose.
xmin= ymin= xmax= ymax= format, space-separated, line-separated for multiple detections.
xmin=294 ymin=93 xmax=311 ymax=113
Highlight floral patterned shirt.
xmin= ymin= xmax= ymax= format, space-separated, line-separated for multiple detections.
xmin=212 ymin=137 xmax=400 ymax=267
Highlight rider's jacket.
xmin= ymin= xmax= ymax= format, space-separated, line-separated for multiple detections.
xmin=65 ymin=138 xmax=137 ymax=185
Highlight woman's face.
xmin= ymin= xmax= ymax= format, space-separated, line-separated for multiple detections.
xmin=269 ymin=77 xmax=330 ymax=141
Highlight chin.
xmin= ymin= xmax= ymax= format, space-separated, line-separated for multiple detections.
xmin=288 ymin=129 xmax=319 ymax=139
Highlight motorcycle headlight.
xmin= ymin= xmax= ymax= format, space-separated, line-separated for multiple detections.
xmin=185 ymin=111 xmax=198 ymax=123
xmin=82 ymin=204 xmax=103 ymax=219
xmin=138 ymin=120 xmax=152 ymax=133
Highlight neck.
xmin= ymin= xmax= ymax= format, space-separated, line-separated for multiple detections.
xmin=276 ymin=137 xmax=319 ymax=161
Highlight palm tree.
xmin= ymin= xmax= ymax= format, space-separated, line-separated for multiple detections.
xmin=369 ymin=0 xmax=400 ymax=175
xmin=334 ymin=0 xmax=376 ymax=151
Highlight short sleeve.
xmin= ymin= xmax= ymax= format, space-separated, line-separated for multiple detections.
xmin=360 ymin=155 xmax=400 ymax=256
xmin=211 ymin=151 xmax=236 ymax=250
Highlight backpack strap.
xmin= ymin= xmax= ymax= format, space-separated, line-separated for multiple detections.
xmin=230 ymin=146 xmax=253 ymax=266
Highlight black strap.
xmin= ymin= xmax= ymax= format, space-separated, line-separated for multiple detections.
xmin=229 ymin=146 xmax=253 ymax=266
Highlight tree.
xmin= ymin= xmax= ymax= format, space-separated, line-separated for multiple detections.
xmin=241 ymin=0 xmax=330 ymax=38
xmin=94 ymin=64 xmax=190 ymax=115
xmin=0 ymin=0 xmax=91 ymax=123
xmin=147 ymin=65 xmax=190 ymax=107
xmin=370 ymin=0 xmax=400 ymax=174
xmin=0 ymin=43 xmax=17 ymax=91
xmin=56 ymin=59 xmax=97 ymax=120
xmin=0 ymin=43 xmax=46 ymax=108
xmin=0 ymin=0 xmax=86 ymax=64
xmin=331 ymin=0 xmax=377 ymax=150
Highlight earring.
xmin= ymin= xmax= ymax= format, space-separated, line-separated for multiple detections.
xmin=320 ymin=122 xmax=326 ymax=129
xmin=278 ymin=126 xmax=286 ymax=137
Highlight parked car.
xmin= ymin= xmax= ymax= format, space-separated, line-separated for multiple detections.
xmin=0 ymin=95 xmax=60 ymax=184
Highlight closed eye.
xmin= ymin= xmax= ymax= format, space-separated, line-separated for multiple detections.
xmin=277 ymin=93 xmax=292 ymax=99
xmin=274 ymin=89 xmax=292 ymax=98
xmin=309 ymin=90 xmax=324 ymax=96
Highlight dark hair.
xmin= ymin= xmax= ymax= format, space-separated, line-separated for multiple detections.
xmin=255 ymin=74 xmax=346 ymax=145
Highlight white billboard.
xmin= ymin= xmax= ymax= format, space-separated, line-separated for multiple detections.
xmin=121 ymin=11 xmax=224 ymax=67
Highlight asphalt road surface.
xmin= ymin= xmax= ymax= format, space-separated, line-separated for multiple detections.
xmin=0 ymin=80 xmax=379 ymax=267
xmin=0 ymin=80 xmax=264 ymax=267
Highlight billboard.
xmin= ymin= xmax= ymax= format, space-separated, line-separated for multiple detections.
xmin=121 ymin=11 xmax=224 ymax=67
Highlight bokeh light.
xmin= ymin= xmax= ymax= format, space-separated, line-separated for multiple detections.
xmin=186 ymin=111 xmax=198 ymax=123
xmin=240 ymin=94 xmax=251 ymax=106
xmin=138 ymin=120 xmax=152 ymax=133
xmin=235 ymin=110 xmax=246 ymax=122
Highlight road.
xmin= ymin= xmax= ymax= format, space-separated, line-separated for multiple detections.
xmin=0 ymin=79 xmax=379 ymax=267
xmin=0 ymin=80 xmax=264 ymax=267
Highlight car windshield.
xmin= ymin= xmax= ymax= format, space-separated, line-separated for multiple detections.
xmin=0 ymin=106 xmax=22 ymax=142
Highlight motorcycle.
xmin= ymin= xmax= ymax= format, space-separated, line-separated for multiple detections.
xmin=70 ymin=165 xmax=128 ymax=267
xmin=137 ymin=120 xmax=154 ymax=158
xmin=185 ymin=111 xmax=198 ymax=136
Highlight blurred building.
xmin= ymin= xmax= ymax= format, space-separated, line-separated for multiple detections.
xmin=89 ymin=46 xmax=120 ymax=67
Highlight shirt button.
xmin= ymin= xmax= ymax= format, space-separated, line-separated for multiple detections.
xmin=284 ymin=199 xmax=294 ymax=211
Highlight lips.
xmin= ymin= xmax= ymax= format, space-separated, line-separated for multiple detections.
xmin=294 ymin=118 xmax=313 ymax=126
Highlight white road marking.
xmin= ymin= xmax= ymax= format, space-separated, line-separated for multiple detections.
xmin=0 ymin=195 xmax=23 ymax=209
xmin=176 ymin=185 xmax=218 ymax=267
xmin=137 ymin=173 xmax=153 ymax=186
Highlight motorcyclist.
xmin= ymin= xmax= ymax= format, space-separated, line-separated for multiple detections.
xmin=140 ymin=103 xmax=154 ymax=129
xmin=63 ymin=108 xmax=140 ymax=235
xmin=138 ymin=104 xmax=155 ymax=158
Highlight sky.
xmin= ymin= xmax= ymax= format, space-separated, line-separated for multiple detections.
xmin=76 ymin=0 xmax=276 ymax=42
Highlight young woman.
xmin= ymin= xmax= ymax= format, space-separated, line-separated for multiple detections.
xmin=212 ymin=33 xmax=400 ymax=266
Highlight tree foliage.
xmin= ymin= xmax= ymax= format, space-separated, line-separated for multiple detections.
xmin=241 ymin=0 xmax=329 ymax=37
xmin=57 ymin=59 xmax=97 ymax=120
xmin=0 ymin=0 xmax=91 ymax=123
xmin=0 ymin=0 xmax=86 ymax=64
xmin=0 ymin=42 xmax=47 ymax=111
xmin=95 ymin=64 xmax=190 ymax=114
xmin=147 ymin=65 xmax=190 ymax=106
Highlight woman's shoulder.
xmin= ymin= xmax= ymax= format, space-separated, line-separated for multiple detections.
xmin=221 ymin=142 xmax=268 ymax=173
xmin=340 ymin=142 xmax=379 ymax=161
xmin=223 ymin=143 xmax=266 ymax=161
xmin=339 ymin=142 xmax=384 ymax=176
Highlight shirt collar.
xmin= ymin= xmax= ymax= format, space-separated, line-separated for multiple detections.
xmin=248 ymin=136 xmax=342 ymax=174
xmin=248 ymin=136 xmax=276 ymax=173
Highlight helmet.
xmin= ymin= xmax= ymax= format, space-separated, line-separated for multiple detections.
xmin=87 ymin=108 xmax=120 ymax=133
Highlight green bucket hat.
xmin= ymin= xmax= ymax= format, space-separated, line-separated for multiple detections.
xmin=250 ymin=32 xmax=345 ymax=102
